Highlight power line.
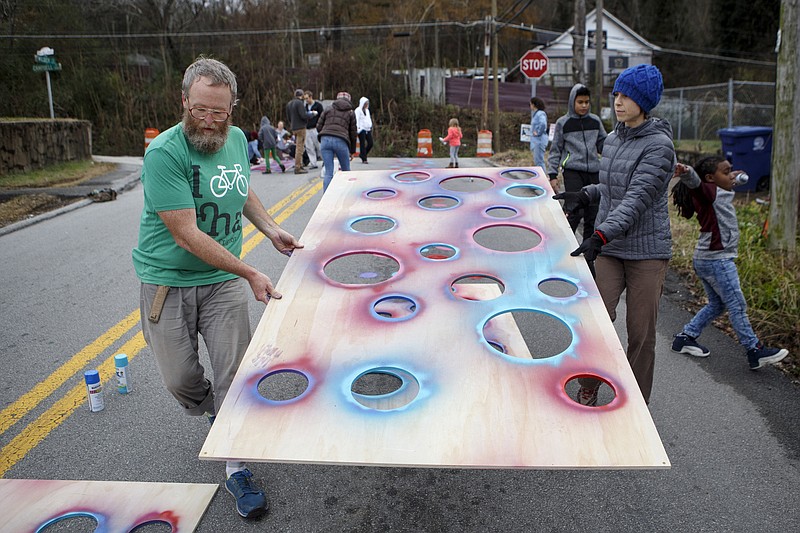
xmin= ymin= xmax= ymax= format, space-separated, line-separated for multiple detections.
xmin=2 ymin=19 xmax=776 ymax=68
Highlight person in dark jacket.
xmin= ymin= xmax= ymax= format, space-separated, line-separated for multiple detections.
xmin=286 ymin=89 xmax=308 ymax=174
xmin=555 ymin=64 xmax=674 ymax=406
xmin=304 ymin=91 xmax=324 ymax=169
xmin=548 ymin=84 xmax=607 ymax=241
xmin=316 ymin=91 xmax=357 ymax=191
xmin=258 ymin=116 xmax=284 ymax=174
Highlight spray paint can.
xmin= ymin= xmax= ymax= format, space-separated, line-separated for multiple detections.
xmin=84 ymin=370 xmax=104 ymax=412
xmin=735 ymin=172 xmax=749 ymax=186
xmin=114 ymin=353 xmax=131 ymax=394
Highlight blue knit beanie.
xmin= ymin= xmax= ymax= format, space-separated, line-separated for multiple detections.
xmin=612 ymin=64 xmax=663 ymax=114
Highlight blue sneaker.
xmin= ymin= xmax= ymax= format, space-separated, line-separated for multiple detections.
xmin=671 ymin=333 xmax=710 ymax=357
xmin=747 ymin=344 xmax=788 ymax=370
xmin=225 ymin=469 xmax=268 ymax=518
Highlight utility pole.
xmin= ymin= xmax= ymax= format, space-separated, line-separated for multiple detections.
xmin=481 ymin=16 xmax=490 ymax=130
xmin=572 ymin=0 xmax=586 ymax=85
xmin=491 ymin=0 xmax=500 ymax=153
xmin=769 ymin=0 xmax=799 ymax=257
xmin=595 ymin=1 xmax=604 ymax=112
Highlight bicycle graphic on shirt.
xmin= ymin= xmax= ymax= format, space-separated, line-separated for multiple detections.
xmin=210 ymin=164 xmax=249 ymax=198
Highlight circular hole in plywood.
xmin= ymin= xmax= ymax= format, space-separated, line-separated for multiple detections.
xmin=392 ymin=171 xmax=431 ymax=183
xmin=351 ymin=367 xmax=420 ymax=411
xmin=130 ymin=522 xmax=174 ymax=533
xmin=473 ymin=225 xmax=542 ymax=252
xmin=257 ymin=369 xmax=310 ymax=402
xmin=450 ymin=275 xmax=505 ymax=301
xmin=373 ymin=295 xmax=418 ymax=321
xmin=485 ymin=206 xmax=518 ymax=219
xmin=418 ymin=195 xmax=460 ymax=210
xmin=538 ymin=278 xmax=579 ymax=298
xmin=420 ymin=243 xmax=458 ymax=261
xmin=365 ymin=188 xmax=397 ymax=199
xmin=482 ymin=309 xmax=572 ymax=360
xmin=564 ymin=375 xmax=617 ymax=407
xmin=507 ymin=184 xmax=545 ymax=198
xmin=500 ymin=169 xmax=538 ymax=180
xmin=38 ymin=513 xmax=99 ymax=532
xmin=323 ymin=252 xmax=400 ymax=285
xmin=439 ymin=176 xmax=494 ymax=192
xmin=350 ymin=216 xmax=396 ymax=234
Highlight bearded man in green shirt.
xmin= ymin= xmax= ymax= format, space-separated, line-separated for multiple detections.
xmin=133 ymin=56 xmax=302 ymax=519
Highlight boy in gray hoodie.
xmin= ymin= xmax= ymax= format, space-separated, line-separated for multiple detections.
xmin=548 ymin=84 xmax=607 ymax=241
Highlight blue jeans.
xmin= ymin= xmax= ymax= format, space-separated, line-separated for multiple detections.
xmin=530 ymin=140 xmax=547 ymax=172
xmin=683 ymin=257 xmax=759 ymax=349
xmin=321 ymin=135 xmax=351 ymax=191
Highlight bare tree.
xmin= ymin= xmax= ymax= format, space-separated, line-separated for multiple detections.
xmin=769 ymin=0 xmax=798 ymax=257
xmin=572 ymin=0 xmax=586 ymax=84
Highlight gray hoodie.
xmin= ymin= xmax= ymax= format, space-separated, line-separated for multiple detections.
xmin=547 ymin=84 xmax=607 ymax=177
xmin=258 ymin=116 xmax=278 ymax=150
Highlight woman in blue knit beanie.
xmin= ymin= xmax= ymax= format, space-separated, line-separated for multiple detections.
xmin=554 ymin=63 xmax=675 ymax=406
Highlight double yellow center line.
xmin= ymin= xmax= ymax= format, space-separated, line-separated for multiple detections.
xmin=0 ymin=178 xmax=322 ymax=477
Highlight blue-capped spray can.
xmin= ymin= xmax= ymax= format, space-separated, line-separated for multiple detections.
xmin=84 ymin=370 xmax=104 ymax=412
xmin=114 ymin=353 xmax=131 ymax=394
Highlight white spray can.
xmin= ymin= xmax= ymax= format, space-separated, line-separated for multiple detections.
xmin=84 ymin=370 xmax=104 ymax=412
xmin=114 ymin=353 xmax=131 ymax=394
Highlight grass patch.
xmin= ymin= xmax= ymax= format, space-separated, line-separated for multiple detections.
xmin=0 ymin=160 xmax=116 ymax=189
xmin=674 ymin=139 xmax=722 ymax=154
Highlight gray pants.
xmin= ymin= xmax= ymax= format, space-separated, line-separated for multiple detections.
xmin=140 ymin=279 xmax=251 ymax=416
xmin=305 ymin=127 xmax=321 ymax=166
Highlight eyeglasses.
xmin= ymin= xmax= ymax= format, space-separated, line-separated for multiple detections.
xmin=188 ymin=105 xmax=231 ymax=122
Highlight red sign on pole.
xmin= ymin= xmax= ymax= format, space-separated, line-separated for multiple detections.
xmin=520 ymin=50 xmax=549 ymax=79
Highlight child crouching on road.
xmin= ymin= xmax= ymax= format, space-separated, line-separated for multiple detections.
xmin=671 ymin=156 xmax=788 ymax=370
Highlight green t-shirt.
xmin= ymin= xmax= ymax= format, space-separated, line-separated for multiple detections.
xmin=132 ymin=123 xmax=250 ymax=287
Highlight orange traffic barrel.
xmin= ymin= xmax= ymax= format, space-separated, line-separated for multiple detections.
xmin=144 ymin=128 xmax=160 ymax=152
xmin=417 ymin=129 xmax=432 ymax=157
xmin=354 ymin=137 xmax=360 ymax=156
xmin=477 ymin=130 xmax=493 ymax=157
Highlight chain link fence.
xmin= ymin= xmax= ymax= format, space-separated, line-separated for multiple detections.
xmin=656 ymin=80 xmax=775 ymax=141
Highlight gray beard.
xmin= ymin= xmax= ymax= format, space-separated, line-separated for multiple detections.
xmin=182 ymin=110 xmax=229 ymax=153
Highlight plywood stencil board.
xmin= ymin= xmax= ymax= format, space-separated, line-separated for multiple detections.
xmin=201 ymin=166 xmax=670 ymax=469
xmin=0 ymin=479 xmax=217 ymax=532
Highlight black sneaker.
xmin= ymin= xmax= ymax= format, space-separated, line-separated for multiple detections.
xmin=747 ymin=344 xmax=788 ymax=370
xmin=225 ymin=469 xmax=268 ymax=518
xmin=671 ymin=333 xmax=710 ymax=357
xmin=575 ymin=386 xmax=598 ymax=406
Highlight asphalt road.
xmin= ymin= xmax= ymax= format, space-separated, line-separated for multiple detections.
xmin=0 ymin=156 xmax=798 ymax=532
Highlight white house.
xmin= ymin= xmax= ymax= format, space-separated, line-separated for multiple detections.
xmin=538 ymin=8 xmax=661 ymax=88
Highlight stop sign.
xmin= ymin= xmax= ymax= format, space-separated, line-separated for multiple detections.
xmin=520 ymin=50 xmax=549 ymax=79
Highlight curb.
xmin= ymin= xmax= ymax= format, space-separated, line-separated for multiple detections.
xmin=0 ymin=167 xmax=141 ymax=238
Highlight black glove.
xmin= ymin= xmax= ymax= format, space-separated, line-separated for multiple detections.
xmin=553 ymin=189 xmax=591 ymax=225
xmin=548 ymin=174 xmax=558 ymax=181
xmin=570 ymin=231 xmax=606 ymax=262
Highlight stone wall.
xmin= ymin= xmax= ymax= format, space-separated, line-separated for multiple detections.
xmin=0 ymin=119 xmax=92 ymax=175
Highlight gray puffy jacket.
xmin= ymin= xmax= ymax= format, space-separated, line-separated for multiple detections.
xmin=584 ymin=117 xmax=675 ymax=260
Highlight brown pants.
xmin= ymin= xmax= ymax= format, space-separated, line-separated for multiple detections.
xmin=579 ymin=255 xmax=669 ymax=403
xmin=293 ymin=128 xmax=307 ymax=169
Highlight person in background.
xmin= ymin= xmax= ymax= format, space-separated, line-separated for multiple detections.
xmin=555 ymin=64 xmax=673 ymax=406
xmin=529 ymin=97 xmax=549 ymax=173
xmin=438 ymin=117 xmax=463 ymax=168
xmin=275 ymin=120 xmax=287 ymax=143
xmin=132 ymin=56 xmax=303 ymax=519
xmin=258 ymin=116 xmax=284 ymax=173
xmin=317 ymin=91 xmax=357 ymax=191
xmin=548 ymin=84 xmax=607 ymax=241
xmin=355 ymin=96 xmax=373 ymax=164
xmin=304 ymin=91 xmax=324 ymax=169
xmin=285 ymin=89 xmax=308 ymax=174
xmin=670 ymin=156 xmax=788 ymax=369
